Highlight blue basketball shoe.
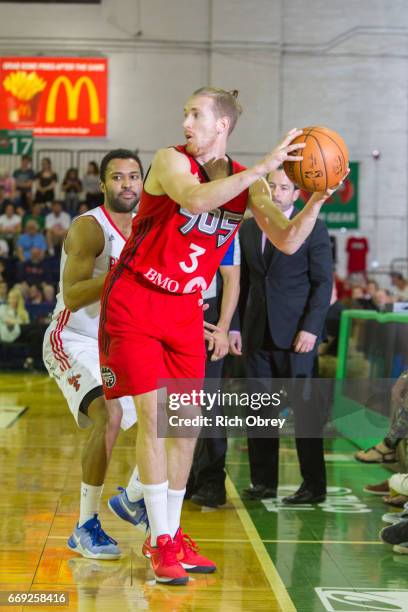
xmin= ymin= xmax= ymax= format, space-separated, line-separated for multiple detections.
xmin=108 ymin=487 xmax=149 ymax=531
xmin=67 ymin=514 xmax=121 ymax=560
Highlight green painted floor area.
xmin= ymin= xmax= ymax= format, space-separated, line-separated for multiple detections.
xmin=226 ymin=438 xmax=408 ymax=612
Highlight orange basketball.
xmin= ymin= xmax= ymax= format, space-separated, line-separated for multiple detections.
xmin=283 ymin=126 xmax=349 ymax=192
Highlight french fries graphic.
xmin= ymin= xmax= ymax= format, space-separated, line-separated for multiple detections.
xmin=3 ymin=71 xmax=47 ymax=123
xmin=4 ymin=71 xmax=46 ymax=101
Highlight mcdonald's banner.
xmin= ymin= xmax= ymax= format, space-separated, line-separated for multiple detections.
xmin=0 ymin=57 xmax=107 ymax=137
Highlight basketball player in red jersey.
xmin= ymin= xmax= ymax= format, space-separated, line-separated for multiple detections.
xmin=100 ymin=88 xmax=346 ymax=585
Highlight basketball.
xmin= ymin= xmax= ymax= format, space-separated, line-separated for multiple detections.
xmin=283 ymin=126 xmax=349 ymax=192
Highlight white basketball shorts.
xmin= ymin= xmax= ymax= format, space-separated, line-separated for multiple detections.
xmin=43 ymin=321 xmax=136 ymax=430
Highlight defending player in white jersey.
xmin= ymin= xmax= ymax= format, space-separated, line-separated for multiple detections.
xmin=43 ymin=150 xmax=148 ymax=559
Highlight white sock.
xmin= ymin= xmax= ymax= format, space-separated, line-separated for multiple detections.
xmin=125 ymin=467 xmax=144 ymax=502
xmin=167 ymin=488 xmax=186 ymax=539
xmin=142 ymin=481 xmax=169 ymax=546
xmin=79 ymin=482 xmax=104 ymax=527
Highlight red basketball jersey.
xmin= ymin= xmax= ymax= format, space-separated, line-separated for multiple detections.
xmin=346 ymin=236 xmax=369 ymax=274
xmin=117 ymin=145 xmax=248 ymax=294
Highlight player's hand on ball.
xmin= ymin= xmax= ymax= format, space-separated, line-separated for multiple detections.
xmin=261 ymin=129 xmax=305 ymax=174
xmin=312 ymin=167 xmax=351 ymax=202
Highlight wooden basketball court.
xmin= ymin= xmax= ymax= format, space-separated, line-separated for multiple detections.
xmin=2 ymin=371 xmax=408 ymax=612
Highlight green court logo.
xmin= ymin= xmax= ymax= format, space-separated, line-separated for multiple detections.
xmin=315 ymin=588 xmax=408 ymax=611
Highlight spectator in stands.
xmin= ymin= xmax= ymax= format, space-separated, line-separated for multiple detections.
xmin=34 ymin=157 xmax=58 ymax=205
xmin=23 ymin=202 xmax=46 ymax=232
xmin=0 ymin=203 xmax=22 ymax=239
xmin=0 ymin=287 xmax=29 ymax=343
xmin=14 ymin=282 xmax=29 ymax=301
xmin=26 ymin=284 xmax=54 ymax=326
xmin=355 ymin=371 xmax=408 ymax=500
xmin=373 ymin=288 xmax=394 ymax=310
xmin=0 ymin=168 xmax=16 ymax=201
xmin=45 ymin=201 xmax=71 ymax=255
xmin=361 ymin=279 xmax=378 ymax=309
xmin=13 ymin=155 xmax=35 ymax=211
xmin=350 ymin=284 xmax=377 ymax=310
xmin=82 ymin=161 xmax=101 ymax=209
xmin=0 ymin=185 xmax=12 ymax=214
xmin=27 ymin=283 xmax=44 ymax=305
xmin=350 ymin=285 xmax=365 ymax=308
xmin=0 ymin=282 xmax=48 ymax=370
xmin=335 ymin=275 xmax=352 ymax=303
xmin=16 ymin=220 xmax=47 ymax=262
xmin=43 ymin=284 xmax=56 ymax=306
xmin=0 ymin=202 xmax=22 ymax=257
xmin=366 ymin=279 xmax=379 ymax=299
xmin=16 ymin=247 xmax=52 ymax=286
xmin=61 ymin=167 xmax=82 ymax=216
xmin=390 ymin=272 xmax=408 ymax=301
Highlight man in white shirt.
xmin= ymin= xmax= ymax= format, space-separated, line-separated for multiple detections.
xmin=0 ymin=203 xmax=22 ymax=237
xmin=45 ymin=201 xmax=71 ymax=255
xmin=390 ymin=272 xmax=408 ymax=302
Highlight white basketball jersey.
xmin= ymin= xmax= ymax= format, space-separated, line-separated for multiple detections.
xmin=52 ymin=206 xmax=127 ymax=339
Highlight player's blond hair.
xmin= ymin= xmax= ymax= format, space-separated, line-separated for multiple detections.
xmin=192 ymin=87 xmax=242 ymax=135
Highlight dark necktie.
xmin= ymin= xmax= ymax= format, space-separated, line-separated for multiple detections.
xmin=263 ymin=238 xmax=274 ymax=269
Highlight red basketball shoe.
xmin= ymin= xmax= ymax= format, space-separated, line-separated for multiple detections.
xmin=173 ymin=528 xmax=216 ymax=574
xmin=143 ymin=529 xmax=216 ymax=574
xmin=149 ymin=534 xmax=188 ymax=586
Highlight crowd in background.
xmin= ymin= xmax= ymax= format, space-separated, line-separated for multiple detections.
xmin=0 ymin=155 xmax=103 ymax=367
xmin=318 ymin=274 xmax=408 ymax=378
xmin=335 ymin=274 xmax=408 ymax=310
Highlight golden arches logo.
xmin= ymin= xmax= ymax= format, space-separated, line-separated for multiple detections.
xmin=45 ymin=76 xmax=100 ymax=124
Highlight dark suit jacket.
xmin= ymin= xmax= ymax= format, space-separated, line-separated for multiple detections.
xmin=235 ymin=210 xmax=333 ymax=352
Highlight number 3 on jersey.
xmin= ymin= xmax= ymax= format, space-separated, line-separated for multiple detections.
xmin=179 ymin=243 xmax=206 ymax=273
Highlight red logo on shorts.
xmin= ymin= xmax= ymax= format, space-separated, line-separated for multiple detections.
xmin=68 ymin=374 xmax=81 ymax=392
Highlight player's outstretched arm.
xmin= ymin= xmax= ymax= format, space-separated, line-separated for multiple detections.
xmin=249 ymin=176 xmax=347 ymax=255
xmin=146 ymin=129 xmax=305 ymax=215
xmin=63 ymin=217 xmax=106 ymax=312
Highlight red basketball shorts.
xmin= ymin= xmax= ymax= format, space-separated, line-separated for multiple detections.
xmin=99 ymin=270 xmax=206 ymax=398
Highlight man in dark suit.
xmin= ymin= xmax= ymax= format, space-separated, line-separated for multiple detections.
xmin=230 ymin=166 xmax=333 ymax=504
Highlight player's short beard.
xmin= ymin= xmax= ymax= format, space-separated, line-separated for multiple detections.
xmin=186 ymin=129 xmax=218 ymax=158
xmin=106 ymin=190 xmax=140 ymax=213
